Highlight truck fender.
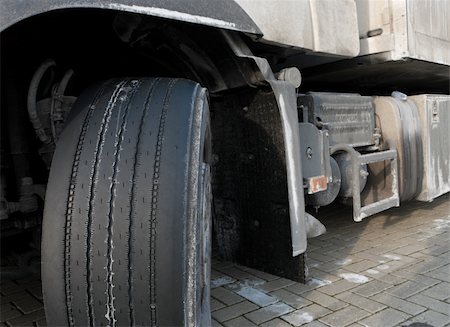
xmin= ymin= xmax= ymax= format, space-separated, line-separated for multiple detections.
xmin=222 ymin=31 xmax=309 ymax=256
xmin=0 ymin=0 xmax=262 ymax=35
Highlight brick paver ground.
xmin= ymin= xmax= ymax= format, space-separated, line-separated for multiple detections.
xmin=1 ymin=194 xmax=449 ymax=326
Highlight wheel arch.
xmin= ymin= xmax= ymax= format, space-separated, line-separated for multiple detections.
xmin=0 ymin=0 xmax=262 ymax=36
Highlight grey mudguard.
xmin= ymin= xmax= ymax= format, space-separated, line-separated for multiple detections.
xmin=0 ymin=0 xmax=262 ymax=35
xmin=222 ymin=31 xmax=308 ymax=257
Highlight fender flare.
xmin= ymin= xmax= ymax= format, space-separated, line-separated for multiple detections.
xmin=0 ymin=0 xmax=262 ymax=36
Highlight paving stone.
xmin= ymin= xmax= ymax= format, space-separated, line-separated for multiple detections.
xmin=352 ymin=280 xmax=392 ymax=297
xmin=370 ymin=260 xmax=409 ymax=274
xmin=364 ymin=272 xmax=406 ymax=285
xmin=371 ymin=293 xmax=426 ymax=315
xmin=353 ymin=252 xmax=389 ymax=264
xmin=211 ymin=273 xmax=236 ymax=289
xmin=211 ymin=287 xmax=244 ymax=306
xmin=212 ymin=319 xmax=224 ymax=327
xmin=318 ymin=305 xmax=369 ymax=326
xmin=391 ymin=244 xmax=425 ymax=256
xmin=256 ymin=278 xmax=295 ymax=293
xmin=322 ymin=251 xmax=356 ymax=261
xmin=235 ymin=287 xmax=278 ymax=307
xmin=300 ymin=290 xmax=347 ymax=311
xmin=212 ymin=301 xmax=259 ymax=323
xmin=303 ymin=321 xmax=329 ymax=327
xmin=391 ymin=269 xmax=440 ymax=286
xmin=421 ymin=282 xmax=450 ymax=300
xmin=423 ymin=264 xmax=450 ymax=283
xmin=269 ymin=289 xmax=312 ymax=309
xmin=307 ymin=269 xmax=341 ymax=283
xmin=223 ymin=316 xmax=258 ymax=327
xmin=359 ymin=308 xmax=410 ymax=327
xmin=0 ymin=303 xmax=22 ymax=321
xmin=407 ymin=294 xmax=450 ymax=315
xmin=260 ymin=318 xmax=292 ymax=327
xmin=285 ymin=282 xmax=317 ymax=295
xmin=385 ymin=280 xmax=430 ymax=299
xmin=4 ymin=291 xmax=43 ymax=314
xmin=35 ymin=318 xmax=46 ymax=326
xmin=213 ymin=261 xmax=235 ymax=270
xmin=423 ymin=245 xmax=449 ymax=256
xmin=401 ymin=310 xmax=450 ymax=327
xmin=343 ymin=260 xmax=378 ymax=273
xmin=211 ymin=298 xmax=226 ymax=312
xmin=314 ymin=261 xmax=345 ymax=273
xmin=0 ymin=281 xmax=20 ymax=296
xmin=245 ymin=302 xmax=294 ymax=325
xmin=4 ymin=309 xmax=45 ymax=327
xmin=365 ymin=244 xmax=401 ymax=255
xmin=27 ymin=286 xmax=43 ymax=300
xmin=281 ymin=304 xmax=331 ymax=326
xmin=225 ymin=278 xmax=266 ymax=292
xmin=317 ymin=279 xmax=359 ymax=296
xmin=307 ymin=252 xmax=336 ymax=263
xmin=238 ymin=266 xmax=280 ymax=282
xmin=406 ymin=259 xmax=448 ymax=275
xmin=335 ymin=292 xmax=386 ymax=313
xmin=218 ymin=266 xmax=264 ymax=282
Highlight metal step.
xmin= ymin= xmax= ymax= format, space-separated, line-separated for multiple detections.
xmin=330 ymin=144 xmax=400 ymax=222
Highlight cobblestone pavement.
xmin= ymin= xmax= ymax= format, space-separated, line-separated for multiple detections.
xmin=1 ymin=195 xmax=449 ymax=326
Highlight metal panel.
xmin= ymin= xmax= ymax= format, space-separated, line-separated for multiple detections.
xmin=410 ymin=95 xmax=450 ymax=202
xmin=355 ymin=0 xmax=450 ymax=65
xmin=235 ymin=0 xmax=360 ymax=57
xmin=298 ymin=123 xmax=331 ymax=194
xmin=298 ymin=92 xmax=375 ymax=148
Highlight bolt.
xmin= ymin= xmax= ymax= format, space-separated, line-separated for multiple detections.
xmin=242 ymin=106 xmax=249 ymax=112
xmin=306 ymin=147 xmax=313 ymax=159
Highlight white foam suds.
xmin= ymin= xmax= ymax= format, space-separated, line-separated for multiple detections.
xmin=226 ymin=278 xmax=265 ymax=291
xmin=383 ymin=254 xmax=401 ymax=261
xmin=265 ymin=302 xmax=293 ymax=315
xmin=294 ymin=312 xmax=314 ymax=324
xmin=433 ymin=218 xmax=450 ymax=231
xmin=307 ymin=278 xmax=332 ymax=287
xmin=366 ymin=269 xmax=380 ymax=275
xmin=335 ymin=258 xmax=353 ymax=266
xmin=210 ymin=276 xmax=235 ymax=288
xmin=339 ymin=273 xmax=369 ymax=283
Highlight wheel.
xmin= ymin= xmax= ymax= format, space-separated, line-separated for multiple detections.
xmin=42 ymin=78 xmax=212 ymax=327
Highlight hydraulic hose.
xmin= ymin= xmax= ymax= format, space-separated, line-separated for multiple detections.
xmin=27 ymin=59 xmax=56 ymax=145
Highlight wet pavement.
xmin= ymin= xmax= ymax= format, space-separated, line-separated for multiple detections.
xmin=1 ymin=195 xmax=449 ymax=326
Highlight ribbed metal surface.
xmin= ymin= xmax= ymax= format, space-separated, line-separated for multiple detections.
xmin=298 ymin=92 xmax=375 ymax=147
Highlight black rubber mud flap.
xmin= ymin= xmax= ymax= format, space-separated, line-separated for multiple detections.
xmin=42 ymin=78 xmax=211 ymax=326
xmin=212 ymin=88 xmax=306 ymax=283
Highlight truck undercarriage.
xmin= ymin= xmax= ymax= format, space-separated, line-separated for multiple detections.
xmin=1 ymin=2 xmax=449 ymax=326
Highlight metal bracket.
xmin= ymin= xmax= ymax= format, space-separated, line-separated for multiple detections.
xmin=330 ymin=144 xmax=399 ymax=222
xmin=222 ymin=30 xmax=307 ymax=256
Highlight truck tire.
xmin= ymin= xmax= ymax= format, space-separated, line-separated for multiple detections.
xmin=42 ymin=78 xmax=212 ymax=327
